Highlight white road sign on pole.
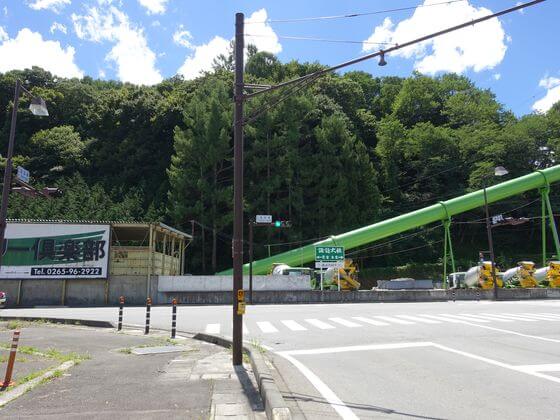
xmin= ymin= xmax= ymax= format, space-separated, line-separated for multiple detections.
xmin=16 ymin=166 xmax=30 ymax=183
xmin=255 ymin=214 xmax=272 ymax=224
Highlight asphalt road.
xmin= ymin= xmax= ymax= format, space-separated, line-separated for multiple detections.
xmin=2 ymin=299 xmax=560 ymax=419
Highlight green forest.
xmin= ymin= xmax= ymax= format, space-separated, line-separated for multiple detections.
xmin=2 ymin=47 xmax=560 ymax=277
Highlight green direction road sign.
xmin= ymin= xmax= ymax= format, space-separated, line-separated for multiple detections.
xmin=315 ymin=246 xmax=345 ymax=261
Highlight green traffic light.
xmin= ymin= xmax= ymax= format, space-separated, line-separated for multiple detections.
xmin=274 ymin=221 xmax=281 ymax=227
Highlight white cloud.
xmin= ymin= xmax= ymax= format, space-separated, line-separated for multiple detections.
xmin=493 ymin=73 xmax=501 ymax=81
xmin=50 ymin=22 xmax=67 ymax=35
xmin=3 ymin=6 xmax=7 ymax=16
xmin=28 ymin=0 xmax=71 ymax=13
xmin=245 ymin=9 xmax=282 ymax=55
xmin=362 ymin=0 xmax=507 ymax=75
xmin=173 ymin=25 xmax=193 ymax=49
xmin=0 ymin=27 xmax=7 ymax=42
xmin=177 ymin=36 xmax=230 ymax=80
xmin=0 ymin=28 xmax=83 ymax=78
xmin=98 ymin=69 xmax=106 ymax=78
xmin=176 ymin=8 xmax=281 ymax=80
xmin=137 ymin=0 xmax=168 ymax=15
xmin=533 ymin=76 xmax=560 ymax=113
xmin=72 ymin=5 xmax=162 ymax=85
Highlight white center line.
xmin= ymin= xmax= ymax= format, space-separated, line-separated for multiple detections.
xmin=205 ymin=323 xmax=220 ymax=334
xmin=351 ymin=316 xmax=389 ymax=326
xmin=305 ymin=318 xmax=335 ymax=330
xmin=373 ymin=315 xmax=415 ymax=325
xmin=396 ymin=315 xmax=441 ymax=324
xmin=281 ymin=320 xmax=307 ymax=331
xmin=256 ymin=321 xmax=278 ymax=333
xmin=329 ymin=317 xmax=362 ymax=328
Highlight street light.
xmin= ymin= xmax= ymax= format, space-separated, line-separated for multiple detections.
xmin=0 ymin=80 xmax=49 ymax=268
xmin=483 ymin=166 xmax=509 ymax=300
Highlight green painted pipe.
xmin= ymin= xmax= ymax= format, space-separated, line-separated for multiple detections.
xmin=220 ymin=166 xmax=560 ymax=275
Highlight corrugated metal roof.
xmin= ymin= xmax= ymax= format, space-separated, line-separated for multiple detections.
xmin=6 ymin=219 xmax=192 ymax=239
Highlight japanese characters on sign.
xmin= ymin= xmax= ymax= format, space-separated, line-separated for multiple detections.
xmin=1 ymin=223 xmax=110 ymax=279
xmin=314 ymin=246 xmax=345 ymax=261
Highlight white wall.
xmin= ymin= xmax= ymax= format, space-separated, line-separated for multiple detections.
xmin=158 ymin=275 xmax=312 ymax=292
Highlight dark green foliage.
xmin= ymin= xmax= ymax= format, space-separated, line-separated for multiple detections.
xmin=1 ymin=57 xmax=560 ymax=274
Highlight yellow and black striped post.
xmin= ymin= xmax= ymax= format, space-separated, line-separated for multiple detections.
xmin=145 ymin=297 xmax=152 ymax=335
xmin=1 ymin=330 xmax=20 ymax=388
xmin=171 ymin=298 xmax=177 ymax=339
xmin=118 ymin=296 xmax=124 ymax=331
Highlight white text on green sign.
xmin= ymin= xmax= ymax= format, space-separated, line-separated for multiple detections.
xmin=315 ymin=246 xmax=344 ymax=261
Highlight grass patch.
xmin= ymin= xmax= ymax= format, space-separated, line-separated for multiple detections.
xmin=118 ymin=347 xmax=132 ymax=354
xmin=0 ymin=355 xmax=27 ymax=363
xmin=6 ymin=320 xmax=23 ymax=330
xmin=249 ymin=338 xmax=267 ymax=354
xmin=16 ymin=369 xmax=49 ymax=386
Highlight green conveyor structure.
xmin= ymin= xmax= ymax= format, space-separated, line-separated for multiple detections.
xmin=219 ymin=166 xmax=560 ymax=276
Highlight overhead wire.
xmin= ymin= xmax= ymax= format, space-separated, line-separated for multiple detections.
xmin=245 ymin=34 xmax=396 ymax=47
xmin=245 ymin=0 xmax=467 ymax=24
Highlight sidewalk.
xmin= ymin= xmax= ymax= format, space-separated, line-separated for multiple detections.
xmin=0 ymin=321 xmax=265 ymax=419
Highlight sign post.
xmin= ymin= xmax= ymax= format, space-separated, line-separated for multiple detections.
xmin=16 ymin=166 xmax=30 ymax=184
xmin=315 ymin=246 xmax=345 ymax=290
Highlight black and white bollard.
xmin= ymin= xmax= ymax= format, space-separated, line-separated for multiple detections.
xmin=171 ymin=298 xmax=177 ymax=339
xmin=476 ymin=288 xmax=480 ymax=301
xmin=145 ymin=297 xmax=152 ymax=335
xmin=452 ymin=289 xmax=456 ymax=302
xmin=118 ymin=296 xmax=124 ymax=331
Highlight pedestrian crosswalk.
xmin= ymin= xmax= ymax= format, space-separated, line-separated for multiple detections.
xmin=202 ymin=312 xmax=560 ymax=335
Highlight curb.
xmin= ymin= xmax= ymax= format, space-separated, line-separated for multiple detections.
xmin=194 ymin=332 xmax=292 ymax=420
xmin=0 ymin=360 xmax=75 ymax=407
xmin=0 ymin=316 xmax=114 ymax=329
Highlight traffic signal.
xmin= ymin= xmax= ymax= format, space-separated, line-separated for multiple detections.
xmin=273 ymin=220 xmax=291 ymax=228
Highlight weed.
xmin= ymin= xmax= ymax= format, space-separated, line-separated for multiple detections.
xmin=119 ymin=347 xmax=132 ymax=354
xmin=6 ymin=320 xmax=23 ymax=330
xmin=249 ymin=338 xmax=267 ymax=354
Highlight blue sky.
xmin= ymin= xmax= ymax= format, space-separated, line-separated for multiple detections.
xmin=0 ymin=0 xmax=559 ymax=116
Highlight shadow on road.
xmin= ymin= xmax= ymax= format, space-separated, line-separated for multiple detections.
xmin=285 ymin=392 xmax=446 ymax=419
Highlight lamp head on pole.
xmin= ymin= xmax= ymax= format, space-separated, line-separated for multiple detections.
xmin=29 ymin=97 xmax=49 ymax=116
xmin=378 ymin=51 xmax=387 ymax=67
xmin=494 ymin=166 xmax=508 ymax=177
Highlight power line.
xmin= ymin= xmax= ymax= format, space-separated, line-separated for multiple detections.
xmin=246 ymin=0 xmax=467 ymax=24
xmin=353 ymin=240 xmax=443 ymax=261
xmin=245 ymin=34 xmax=396 ymax=47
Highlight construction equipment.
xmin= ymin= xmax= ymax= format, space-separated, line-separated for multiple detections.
xmin=321 ymin=259 xmax=360 ymax=291
xmin=502 ymin=261 xmax=539 ymax=288
xmin=464 ymin=261 xmax=503 ymax=289
xmin=534 ymin=261 xmax=560 ymax=288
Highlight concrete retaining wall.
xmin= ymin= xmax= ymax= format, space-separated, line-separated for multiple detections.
xmin=0 ymin=276 xmax=151 ymax=307
xmin=1 ymin=273 xmax=559 ymax=306
xmin=158 ymin=275 xmax=311 ymax=292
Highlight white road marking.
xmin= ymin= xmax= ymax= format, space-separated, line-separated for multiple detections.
xmin=516 ymin=313 xmax=560 ymax=321
xmin=462 ymin=313 xmax=513 ymax=323
xmin=396 ymin=315 xmax=441 ymax=324
xmin=373 ymin=315 xmax=415 ymax=325
xmin=431 ymin=343 xmax=560 ymax=385
xmin=329 ymin=317 xmax=362 ymax=328
xmin=351 ymin=316 xmax=389 ymax=326
xmin=421 ymin=314 xmax=465 ymax=323
xmin=305 ymin=319 xmax=335 ymax=330
xmin=205 ymin=323 xmax=220 ymax=334
xmin=484 ymin=313 xmax=538 ymax=322
xmin=515 ymin=363 xmax=560 ymax=373
xmin=439 ymin=314 xmax=490 ymax=323
xmin=539 ymin=312 xmax=560 ymax=319
xmin=277 ymin=352 xmax=359 ymax=420
xmin=281 ymin=342 xmax=433 ymax=356
xmin=243 ymin=323 xmax=250 ymax=335
xmin=256 ymin=321 xmax=278 ymax=333
xmin=281 ymin=320 xmax=307 ymax=331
